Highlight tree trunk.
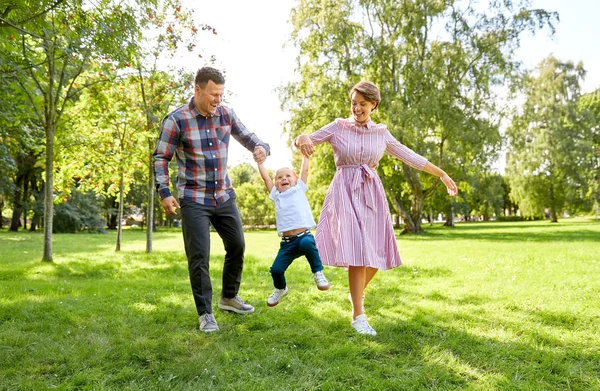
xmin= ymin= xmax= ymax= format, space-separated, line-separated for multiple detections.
xmin=444 ymin=203 xmax=455 ymax=227
xmin=116 ymin=166 xmax=124 ymax=252
xmin=22 ymin=170 xmax=30 ymax=230
xmin=550 ymin=209 xmax=558 ymax=222
xmin=146 ymin=143 xmax=154 ymax=253
xmin=29 ymin=176 xmax=42 ymax=232
xmin=404 ymin=166 xmax=425 ymax=234
xmin=9 ymin=177 xmax=23 ymax=231
xmin=42 ymin=122 xmax=55 ymax=262
xmin=0 ymin=196 xmax=3 ymax=229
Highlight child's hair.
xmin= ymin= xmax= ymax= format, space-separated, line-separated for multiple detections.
xmin=274 ymin=167 xmax=297 ymax=179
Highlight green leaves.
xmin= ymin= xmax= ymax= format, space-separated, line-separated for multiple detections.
xmin=507 ymin=56 xmax=589 ymax=220
xmin=283 ymin=0 xmax=555 ymax=230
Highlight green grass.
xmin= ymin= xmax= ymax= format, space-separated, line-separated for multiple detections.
xmin=1 ymin=218 xmax=599 ymax=390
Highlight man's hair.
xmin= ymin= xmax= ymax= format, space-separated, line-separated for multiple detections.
xmin=195 ymin=67 xmax=225 ymax=87
xmin=349 ymin=81 xmax=381 ymax=110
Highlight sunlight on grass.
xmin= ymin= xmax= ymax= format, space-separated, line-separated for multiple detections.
xmin=1 ymin=218 xmax=599 ymax=390
xmin=131 ymin=302 xmax=158 ymax=313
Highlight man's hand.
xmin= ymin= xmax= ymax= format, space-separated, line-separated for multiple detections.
xmin=161 ymin=196 xmax=180 ymax=215
xmin=253 ymin=145 xmax=267 ymax=164
xmin=294 ymin=135 xmax=314 ymax=157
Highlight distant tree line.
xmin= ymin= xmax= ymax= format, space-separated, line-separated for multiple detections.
xmin=1 ymin=1 xmax=599 ymax=266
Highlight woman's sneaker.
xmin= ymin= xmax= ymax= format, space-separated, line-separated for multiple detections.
xmin=351 ymin=314 xmax=377 ymax=336
xmin=267 ymin=287 xmax=289 ymax=307
xmin=314 ymin=271 xmax=330 ymax=290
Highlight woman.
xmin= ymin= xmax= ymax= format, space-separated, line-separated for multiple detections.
xmin=295 ymin=81 xmax=458 ymax=336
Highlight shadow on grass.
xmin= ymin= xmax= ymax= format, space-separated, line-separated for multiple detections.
xmin=2 ymin=266 xmax=599 ymax=390
xmin=397 ymin=224 xmax=600 ymax=243
xmin=372 ymin=285 xmax=599 ymax=389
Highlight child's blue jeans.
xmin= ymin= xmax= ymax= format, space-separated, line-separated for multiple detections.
xmin=270 ymin=232 xmax=323 ymax=289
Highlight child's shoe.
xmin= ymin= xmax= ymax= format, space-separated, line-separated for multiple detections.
xmin=267 ymin=287 xmax=288 ymax=307
xmin=314 ymin=271 xmax=330 ymax=290
xmin=351 ymin=314 xmax=377 ymax=336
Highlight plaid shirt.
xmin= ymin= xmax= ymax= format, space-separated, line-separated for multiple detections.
xmin=153 ymin=97 xmax=270 ymax=206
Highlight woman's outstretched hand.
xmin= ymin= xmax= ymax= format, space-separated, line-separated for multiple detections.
xmin=441 ymin=173 xmax=458 ymax=196
xmin=294 ymin=135 xmax=314 ymax=157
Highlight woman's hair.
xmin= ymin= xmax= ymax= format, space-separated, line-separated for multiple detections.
xmin=349 ymin=81 xmax=381 ymax=110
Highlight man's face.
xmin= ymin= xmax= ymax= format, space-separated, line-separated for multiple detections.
xmin=194 ymin=80 xmax=224 ymax=116
xmin=274 ymin=168 xmax=297 ymax=192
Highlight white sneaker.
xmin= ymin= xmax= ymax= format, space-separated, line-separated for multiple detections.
xmin=314 ymin=271 xmax=330 ymax=290
xmin=199 ymin=313 xmax=219 ymax=332
xmin=267 ymin=287 xmax=289 ymax=307
xmin=351 ymin=314 xmax=377 ymax=336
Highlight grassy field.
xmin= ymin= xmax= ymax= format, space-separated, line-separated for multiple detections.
xmin=1 ymin=218 xmax=599 ymax=390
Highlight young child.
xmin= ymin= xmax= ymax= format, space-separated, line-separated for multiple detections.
xmin=258 ymin=155 xmax=330 ymax=307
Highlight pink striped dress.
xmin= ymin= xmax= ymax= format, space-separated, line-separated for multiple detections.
xmin=310 ymin=118 xmax=428 ymax=270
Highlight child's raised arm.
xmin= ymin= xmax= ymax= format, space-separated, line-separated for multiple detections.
xmin=300 ymin=155 xmax=309 ymax=184
xmin=257 ymin=162 xmax=274 ymax=193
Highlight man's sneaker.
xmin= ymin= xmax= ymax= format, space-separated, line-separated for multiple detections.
xmin=267 ymin=287 xmax=289 ymax=307
xmin=218 ymin=295 xmax=255 ymax=314
xmin=314 ymin=271 xmax=330 ymax=290
xmin=351 ymin=314 xmax=377 ymax=336
xmin=199 ymin=313 xmax=219 ymax=332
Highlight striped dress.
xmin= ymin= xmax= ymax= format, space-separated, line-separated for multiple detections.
xmin=310 ymin=117 xmax=428 ymax=270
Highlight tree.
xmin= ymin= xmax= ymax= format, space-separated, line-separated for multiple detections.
xmin=506 ymin=56 xmax=588 ymax=222
xmin=131 ymin=0 xmax=212 ymax=253
xmin=2 ymin=0 xmax=144 ymax=261
xmin=282 ymin=0 xmax=557 ymax=233
xmin=577 ymin=89 xmax=600 ymax=220
xmin=229 ymin=163 xmax=258 ymax=187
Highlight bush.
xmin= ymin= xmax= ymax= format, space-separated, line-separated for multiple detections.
xmin=53 ymin=190 xmax=106 ymax=233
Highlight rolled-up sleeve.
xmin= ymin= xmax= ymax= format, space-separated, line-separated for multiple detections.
xmin=153 ymin=116 xmax=179 ymax=200
xmin=309 ymin=119 xmax=339 ymax=146
xmin=384 ymin=129 xmax=427 ymax=170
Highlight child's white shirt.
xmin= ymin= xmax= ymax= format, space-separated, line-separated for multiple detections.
xmin=269 ymin=179 xmax=316 ymax=236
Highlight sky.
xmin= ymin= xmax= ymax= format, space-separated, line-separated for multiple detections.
xmin=185 ymin=0 xmax=600 ymax=171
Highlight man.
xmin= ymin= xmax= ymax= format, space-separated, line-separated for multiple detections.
xmin=153 ymin=67 xmax=269 ymax=332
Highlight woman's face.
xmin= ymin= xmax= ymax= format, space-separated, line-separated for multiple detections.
xmin=350 ymin=91 xmax=376 ymax=124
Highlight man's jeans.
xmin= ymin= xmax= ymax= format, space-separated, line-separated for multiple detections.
xmin=180 ymin=197 xmax=245 ymax=315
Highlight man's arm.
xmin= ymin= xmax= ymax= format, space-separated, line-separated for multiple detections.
xmin=153 ymin=115 xmax=181 ymax=215
xmin=227 ymin=107 xmax=271 ymax=158
xmin=300 ymin=155 xmax=309 ymax=184
xmin=257 ymin=162 xmax=274 ymax=193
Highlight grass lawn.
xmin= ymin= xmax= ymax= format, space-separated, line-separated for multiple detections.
xmin=1 ymin=218 xmax=599 ymax=390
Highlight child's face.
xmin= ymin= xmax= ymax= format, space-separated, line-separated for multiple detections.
xmin=274 ymin=168 xmax=298 ymax=192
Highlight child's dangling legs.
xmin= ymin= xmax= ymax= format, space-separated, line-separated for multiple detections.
xmin=298 ymin=233 xmax=330 ymax=290
xmin=267 ymin=240 xmax=297 ymax=306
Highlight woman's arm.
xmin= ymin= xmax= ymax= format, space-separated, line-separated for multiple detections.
xmin=422 ymin=162 xmax=458 ymax=196
xmin=295 ymin=135 xmax=314 ymax=158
